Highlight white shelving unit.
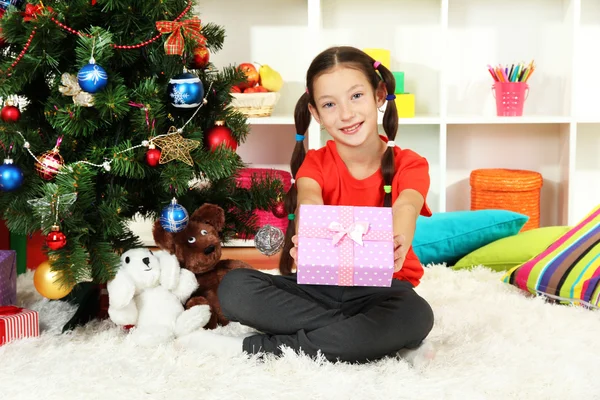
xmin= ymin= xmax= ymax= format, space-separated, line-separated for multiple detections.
xmin=129 ymin=0 xmax=600 ymax=246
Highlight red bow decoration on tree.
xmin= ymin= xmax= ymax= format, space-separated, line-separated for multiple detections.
xmin=23 ymin=3 xmax=54 ymax=22
xmin=155 ymin=16 xmax=206 ymax=56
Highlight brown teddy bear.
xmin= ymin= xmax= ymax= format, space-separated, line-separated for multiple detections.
xmin=152 ymin=203 xmax=252 ymax=329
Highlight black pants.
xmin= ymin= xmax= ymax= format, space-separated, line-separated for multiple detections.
xmin=218 ymin=268 xmax=434 ymax=364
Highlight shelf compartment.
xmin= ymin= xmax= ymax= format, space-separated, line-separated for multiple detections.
xmin=574 ymin=0 xmax=600 ymax=118
xmin=573 ymin=123 xmax=600 ymax=224
xmin=446 ymin=123 xmax=571 ymax=226
xmin=397 ymin=125 xmax=442 ymax=213
xmin=199 ymin=0 xmax=309 ymax=118
xmin=320 ymin=0 xmax=442 ymax=117
xmin=446 ymin=0 xmax=575 ymax=118
xmin=236 ymin=125 xmax=296 ymax=174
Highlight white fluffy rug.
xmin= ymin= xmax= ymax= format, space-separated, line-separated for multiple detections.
xmin=1 ymin=265 xmax=599 ymax=400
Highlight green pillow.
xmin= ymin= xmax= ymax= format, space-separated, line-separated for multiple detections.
xmin=453 ymin=226 xmax=571 ymax=272
xmin=413 ymin=209 xmax=529 ymax=266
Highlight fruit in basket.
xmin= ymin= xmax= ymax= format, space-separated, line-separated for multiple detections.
xmin=255 ymin=85 xmax=268 ymax=93
xmin=259 ymin=64 xmax=283 ymax=92
xmin=189 ymin=45 xmax=210 ymax=69
xmin=243 ymin=87 xmax=257 ymax=93
xmin=238 ymin=63 xmax=259 ymax=90
xmin=231 ymin=85 xmax=241 ymax=93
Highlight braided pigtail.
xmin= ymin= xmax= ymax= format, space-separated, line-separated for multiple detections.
xmin=374 ymin=62 xmax=398 ymax=207
xmin=278 ymin=92 xmax=311 ymax=275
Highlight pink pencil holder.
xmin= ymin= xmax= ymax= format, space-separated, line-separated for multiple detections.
xmin=493 ymin=82 xmax=529 ymax=116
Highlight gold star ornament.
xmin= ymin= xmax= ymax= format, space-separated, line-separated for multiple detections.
xmin=152 ymin=127 xmax=200 ymax=166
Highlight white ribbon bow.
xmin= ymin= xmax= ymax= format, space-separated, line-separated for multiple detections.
xmin=328 ymin=221 xmax=370 ymax=246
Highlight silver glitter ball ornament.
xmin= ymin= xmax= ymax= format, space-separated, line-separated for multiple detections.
xmin=254 ymin=224 xmax=284 ymax=256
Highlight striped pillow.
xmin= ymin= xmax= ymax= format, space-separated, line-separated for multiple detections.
xmin=502 ymin=205 xmax=600 ymax=308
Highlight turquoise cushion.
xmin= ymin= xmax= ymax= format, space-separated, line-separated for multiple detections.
xmin=412 ymin=210 xmax=529 ymax=266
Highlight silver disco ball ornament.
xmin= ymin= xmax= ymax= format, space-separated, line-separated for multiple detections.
xmin=254 ymin=224 xmax=284 ymax=256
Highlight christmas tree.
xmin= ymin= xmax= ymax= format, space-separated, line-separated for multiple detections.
xmin=0 ymin=0 xmax=282 ymax=293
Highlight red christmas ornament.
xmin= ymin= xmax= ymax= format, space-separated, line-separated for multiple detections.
xmin=46 ymin=225 xmax=67 ymax=250
xmin=205 ymin=121 xmax=237 ymax=152
xmin=1 ymin=101 xmax=21 ymax=123
xmin=189 ymin=46 xmax=210 ymax=69
xmin=36 ymin=150 xmax=64 ymax=180
xmin=271 ymin=199 xmax=286 ymax=219
xmin=145 ymin=145 xmax=161 ymax=167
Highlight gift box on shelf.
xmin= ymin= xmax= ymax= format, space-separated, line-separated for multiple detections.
xmin=392 ymin=71 xmax=405 ymax=94
xmin=0 ymin=306 xmax=39 ymax=346
xmin=297 ymin=205 xmax=395 ymax=287
xmin=363 ymin=48 xmax=391 ymax=70
xmin=0 ymin=251 xmax=17 ymax=306
xmin=395 ymin=93 xmax=415 ymax=118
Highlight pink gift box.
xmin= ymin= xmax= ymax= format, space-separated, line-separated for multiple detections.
xmin=297 ymin=205 xmax=395 ymax=287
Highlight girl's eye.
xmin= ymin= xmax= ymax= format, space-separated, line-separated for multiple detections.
xmin=188 ymin=237 xmax=196 ymax=243
xmin=352 ymin=93 xmax=363 ymax=100
xmin=200 ymin=230 xmax=208 ymax=236
xmin=322 ymin=102 xmax=334 ymax=109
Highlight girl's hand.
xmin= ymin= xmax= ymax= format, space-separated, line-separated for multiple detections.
xmin=393 ymin=234 xmax=407 ymax=272
xmin=289 ymin=235 xmax=299 ymax=264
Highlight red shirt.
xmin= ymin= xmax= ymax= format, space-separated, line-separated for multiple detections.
xmin=295 ymin=136 xmax=432 ymax=287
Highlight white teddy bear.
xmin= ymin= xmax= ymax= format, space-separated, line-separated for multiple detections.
xmin=107 ymin=248 xmax=211 ymax=346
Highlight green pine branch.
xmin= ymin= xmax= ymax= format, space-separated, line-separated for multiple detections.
xmin=0 ymin=0 xmax=279 ymax=284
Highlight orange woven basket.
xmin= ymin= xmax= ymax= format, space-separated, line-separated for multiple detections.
xmin=470 ymin=168 xmax=543 ymax=231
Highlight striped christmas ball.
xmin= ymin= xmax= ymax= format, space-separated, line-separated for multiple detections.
xmin=36 ymin=150 xmax=64 ymax=180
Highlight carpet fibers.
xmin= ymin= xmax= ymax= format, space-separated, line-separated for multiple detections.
xmin=1 ymin=265 xmax=598 ymax=400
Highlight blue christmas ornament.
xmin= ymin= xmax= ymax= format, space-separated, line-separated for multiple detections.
xmin=0 ymin=0 xmax=25 ymax=11
xmin=77 ymin=57 xmax=108 ymax=94
xmin=168 ymin=72 xmax=204 ymax=109
xmin=159 ymin=198 xmax=189 ymax=233
xmin=0 ymin=158 xmax=23 ymax=192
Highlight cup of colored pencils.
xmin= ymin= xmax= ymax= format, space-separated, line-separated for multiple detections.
xmin=488 ymin=61 xmax=534 ymax=116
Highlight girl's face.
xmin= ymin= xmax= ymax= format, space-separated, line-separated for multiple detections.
xmin=308 ymin=66 xmax=386 ymax=148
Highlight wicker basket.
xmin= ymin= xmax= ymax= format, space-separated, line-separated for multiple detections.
xmin=470 ymin=168 xmax=543 ymax=231
xmin=236 ymin=168 xmax=292 ymax=239
xmin=230 ymin=92 xmax=281 ymax=117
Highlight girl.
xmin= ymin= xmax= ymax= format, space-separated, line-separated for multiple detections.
xmin=178 ymin=46 xmax=434 ymax=364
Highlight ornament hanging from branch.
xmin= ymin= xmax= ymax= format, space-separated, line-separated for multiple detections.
xmin=1 ymin=100 xmax=21 ymax=123
xmin=35 ymin=137 xmax=64 ymax=180
xmin=254 ymin=225 xmax=284 ymax=256
xmin=151 ymin=126 xmax=200 ymax=167
xmin=77 ymin=37 xmax=108 ymax=94
xmin=0 ymin=157 xmax=23 ymax=192
xmin=205 ymin=121 xmax=237 ymax=151
xmin=59 ymin=73 xmax=95 ymax=107
xmin=0 ymin=0 xmax=25 ymax=12
xmin=159 ymin=197 xmax=189 ymax=233
xmin=168 ymin=72 xmax=204 ymax=109
xmin=77 ymin=57 xmax=108 ymax=94
xmin=27 ymin=191 xmax=77 ymax=230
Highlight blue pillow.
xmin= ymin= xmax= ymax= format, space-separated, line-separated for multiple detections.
xmin=412 ymin=210 xmax=529 ymax=266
